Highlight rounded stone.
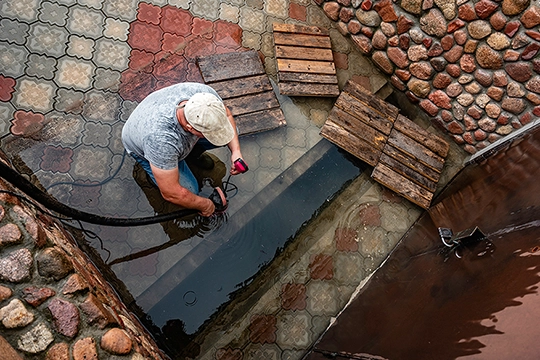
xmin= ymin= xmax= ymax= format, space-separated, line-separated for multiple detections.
xmin=476 ymin=44 xmax=503 ymax=69
xmin=490 ymin=12 xmax=508 ymax=31
xmin=475 ymin=0 xmax=499 ymax=19
xmin=487 ymin=86 xmax=505 ymax=101
xmin=474 ymin=69 xmax=493 ymax=86
xmin=460 ymin=54 xmax=476 ymax=72
xmin=101 ymin=328 xmax=133 ymax=355
xmin=448 ymin=120 xmax=465 ymax=134
xmin=428 ymin=42 xmax=444 ymax=57
xmin=486 ymin=103 xmax=502 ymax=118
xmin=37 ymin=247 xmax=73 ymax=281
xmin=444 ymin=45 xmax=464 ymax=63
xmin=496 ymin=124 xmax=514 ymax=135
xmin=467 ymin=105 xmax=484 ymax=119
xmin=419 ymin=99 xmax=440 ymax=116
xmin=372 ymin=30 xmax=387 ymax=49
xmin=526 ymin=76 xmax=540 ymax=93
xmin=348 ymin=20 xmax=362 ymax=34
xmin=446 ymin=64 xmax=461 ymax=77
xmin=408 ymin=78 xmax=432 ymax=97
xmin=465 ymin=81 xmax=482 ymax=94
xmin=380 ymin=22 xmax=396 ymax=36
xmin=22 ymin=287 xmax=56 ymax=307
xmin=46 ymin=343 xmax=69 ymax=360
xmin=430 ymin=57 xmax=447 ymax=72
xmin=447 ymin=83 xmax=463 ymax=97
xmin=17 ymin=322 xmax=54 ymax=354
xmin=507 ymin=82 xmax=526 ymax=97
xmin=474 ymin=129 xmax=488 ymax=141
xmin=429 ymin=90 xmax=452 ymax=109
xmin=420 ymin=9 xmax=447 ymax=38
xmin=0 ymin=299 xmax=34 ymax=328
xmin=48 ymin=298 xmax=80 ymax=338
xmin=459 ymin=3 xmax=477 ymax=21
xmin=441 ymin=35 xmax=454 ymax=50
xmin=401 ymin=0 xmax=423 ymax=14
xmin=501 ymin=0 xmax=530 ymax=16
xmin=0 ymin=248 xmax=33 ymax=283
xmin=356 ymin=9 xmax=381 ymax=26
xmin=433 ymin=73 xmax=453 ymax=88
xmin=454 ymin=30 xmax=468 ymax=45
xmin=324 ymin=2 xmax=341 ymax=21
xmin=464 ymin=39 xmax=479 ymax=53
xmin=407 ymin=45 xmax=428 ymax=61
xmin=493 ymin=71 xmax=508 ymax=86
xmin=387 ymin=47 xmax=409 ymax=68
xmin=501 ymin=97 xmax=526 ymax=114
xmin=0 ymin=224 xmax=22 ymax=246
xmin=0 ymin=285 xmax=12 ymax=301
xmin=506 ymin=62 xmax=533 ymax=82
xmin=468 ymin=20 xmax=492 ymax=39
xmin=434 ymin=0 xmax=457 ymax=19
xmin=458 ymin=74 xmax=474 ymax=84
xmin=409 ymin=62 xmax=434 ymax=79
xmin=487 ymin=32 xmax=510 ymax=50
xmin=520 ymin=5 xmax=540 ymax=28
xmin=457 ymin=93 xmax=475 ymax=106
xmin=464 ymin=116 xmax=479 ymax=131
xmin=476 ymin=94 xmax=491 ymax=108
xmin=478 ymin=117 xmax=497 ymax=132
xmin=73 ymin=338 xmax=98 ymax=360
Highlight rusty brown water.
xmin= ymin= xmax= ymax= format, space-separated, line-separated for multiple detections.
xmin=307 ymin=126 xmax=540 ymax=360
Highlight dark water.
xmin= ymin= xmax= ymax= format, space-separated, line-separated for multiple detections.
xmin=145 ymin=142 xmax=364 ymax=352
xmin=308 ymin=126 xmax=540 ymax=360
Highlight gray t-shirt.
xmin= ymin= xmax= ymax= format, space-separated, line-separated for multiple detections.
xmin=121 ymin=83 xmax=222 ymax=170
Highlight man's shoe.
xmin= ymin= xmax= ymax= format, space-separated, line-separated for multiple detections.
xmin=193 ymin=152 xmax=214 ymax=170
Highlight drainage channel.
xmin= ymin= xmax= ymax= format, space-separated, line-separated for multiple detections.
xmin=136 ymin=139 xmax=365 ymax=353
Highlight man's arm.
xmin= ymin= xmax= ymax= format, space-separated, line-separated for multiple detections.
xmin=225 ymin=107 xmax=244 ymax=175
xmin=150 ymin=164 xmax=215 ymax=216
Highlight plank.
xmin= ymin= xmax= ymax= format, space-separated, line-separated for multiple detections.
xmin=197 ymin=50 xmax=265 ymax=83
xmin=278 ymin=72 xmax=338 ymax=84
xmin=235 ymin=108 xmax=286 ymax=136
xmin=278 ymin=82 xmax=340 ymax=97
xmin=372 ymin=163 xmax=433 ymax=209
xmin=224 ymin=91 xmax=280 ymax=116
xmin=394 ymin=115 xmax=449 ymax=158
xmin=273 ymin=32 xmax=332 ymax=48
xmin=277 ymin=59 xmax=336 ymax=75
xmin=275 ymin=45 xmax=334 ymax=62
xmin=382 ymin=144 xmax=441 ymax=183
xmin=378 ymin=153 xmax=437 ymax=192
xmin=387 ymin=130 xmax=445 ymax=172
xmin=335 ymin=92 xmax=394 ymax=135
xmin=344 ymin=80 xmax=399 ymax=121
xmin=327 ymin=107 xmax=387 ymax=150
xmin=209 ymin=74 xmax=273 ymax=100
xmin=321 ymin=121 xmax=382 ymax=166
xmin=273 ymin=23 xmax=330 ymax=36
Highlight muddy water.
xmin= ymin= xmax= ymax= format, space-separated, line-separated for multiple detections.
xmin=308 ymin=127 xmax=540 ymax=360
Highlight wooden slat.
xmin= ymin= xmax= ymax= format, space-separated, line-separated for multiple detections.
xmin=277 ymin=59 xmax=336 ymax=75
xmin=209 ymin=74 xmax=273 ymax=100
xmin=394 ymin=115 xmax=449 ymax=158
xmin=223 ymin=91 xmax=280 ymax=117
xmin=236 ymin=108 xmax=286 ymax=136
xmin=278 ymin=82 xmax=340 ymax=97
xmin=327 ymin=107 xmax=388 ymax=150
xmin=321 ymin=121 xmax=382 ymax=166
xmin=387 ymin=131 xmax=445 ymax=172
xmin=273 ymin=23 xmax=330 ymax=36
xmin=278 ymin=72 xmax=338 ymax=84
xmin=344 ymin=80 xmax=399 ymax=121
xmin=378 ymin=153 xmax=437 ymax=192
xmin=382 ymin=144 xmax=441 ymax=183
xmin=335 ymin=92 xmax=394 ymax=135
xmin=197 ymin=50 xmax=265 ymax=83
xmin=275 ymin=45 xmax=334 ymax=61
xmin=273 ymin=32 xmax=332 ymax=48
xmin=372 ymin=163 xmax=433 ymax=209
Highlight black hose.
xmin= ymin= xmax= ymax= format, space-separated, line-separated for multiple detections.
xmin=0 ymin=160 xmax=198 ymax=227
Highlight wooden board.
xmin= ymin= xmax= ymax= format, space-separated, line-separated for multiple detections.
xmin=197 ymin=50 xmax=286 ymax=136
xmin=273 ymin=23 xmax=339 ymax=97
xmin=372 ymin=162 xmax=433 ymax=209
xmin=394 ymin=115 xmax=449 ymax=158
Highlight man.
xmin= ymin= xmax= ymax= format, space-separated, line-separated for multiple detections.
xmin=122 ymin=82 xmax=245 ymax=216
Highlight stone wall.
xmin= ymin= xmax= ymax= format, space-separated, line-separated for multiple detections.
xmin=0 ymin=161 xmax=166 ymax=359
xmin=316 ymin=0 xmax=540 ymax=154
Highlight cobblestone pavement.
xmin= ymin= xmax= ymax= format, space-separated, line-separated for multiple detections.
xmin=0 ymin=1 xmax=465 ymax=359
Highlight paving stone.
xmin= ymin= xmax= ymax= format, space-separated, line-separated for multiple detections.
xmin=309 ymin=254 xmax=333 ymax=280
xmin=487 ymin=32 xmax=510 ymax=50
xmin=420 ymin=9 xmax=447 ymax=38
xmin=248 ymin=314 xmax=277 ymax=344
xmin=100 ymin=328 xmax=132 ymax=355
xmin=408 ymin=78 xmax=431 ymax=97
xmin=476 ymin=44 xmax=503 ymax=69
xmin=37 ymin=247 xmax=73 ymax=281
xmin=22 ymin=287 xmax=56 ymax=307
xmin=0 ymin=248 xmax=33 ymax=283
xmin=48 ymin=298 xmax=80 ymax=338
xmin=490 ymin=12 xmax=507 ymax=31
xmin=468 ymin=20 xmax=492 ymax=39
xmin=17 ymin=322 xmax=53 ymax=354
xmin=501 ymin=97 xmax=526 ymax=114
xmin=502 ymin=0 xmax=531 ymax=16
xmin=505 ymin=62 xmax=533 ymax=82
xmin=521 ymin=5 xmax=540 ymax=28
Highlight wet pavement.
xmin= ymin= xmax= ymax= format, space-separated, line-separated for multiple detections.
xmin=0 ymin=1 xmax=470 ymax=359
xmin=307 ymin=124 xmax=540 ymax=359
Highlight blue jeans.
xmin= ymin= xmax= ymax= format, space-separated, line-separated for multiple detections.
xmin=131 ymin=138 xmax=218 ymax=195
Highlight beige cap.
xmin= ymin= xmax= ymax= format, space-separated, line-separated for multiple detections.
xmin=184 ymin=93 xmax=234 ymax=146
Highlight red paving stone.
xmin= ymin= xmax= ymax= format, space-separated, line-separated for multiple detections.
xmin=280 ymin=283 xmax=307 ymax=310
xmin=0 ymin=75 xmax=16 ymax=102
xmin=128 ymin=22 xmax=163 ymax=53
xmin=128 ymin=49 xmax=154 ymax=72
xmin=290 ymin=3 xmax=307 ymax=21
xmin=160 ymin=6 xmax=193 ymax=36
xmin=309 ymin=254 xmax=333 ymax=280
xmin=10 ymin=110 xmax=44 ymax=137
xmin=162 ymin=33 xmax=187 ymax=54
xmin=192 ymin=18 xmax=214 ymax=39
xmin=335 ymin=227 xmax=359 ymax=252
xmin=137 ymin=2 xmax=161 ymax=25
xmin=40 ymin=145 xmax=73 ymax=173
xmin=249 ymin=314 xmax=277 ymax=344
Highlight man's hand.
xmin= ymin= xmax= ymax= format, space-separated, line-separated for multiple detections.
xmin=199 ymin=198 xmax=215 ymax=217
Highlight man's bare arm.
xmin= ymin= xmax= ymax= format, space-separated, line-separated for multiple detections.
xmin=150 ymin=164 xmax=215 ymax=216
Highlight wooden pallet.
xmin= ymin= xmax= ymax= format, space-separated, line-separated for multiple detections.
xmin=273 ymin=23 xmax=340 ymax=97
xmin=320 ymin=80 xmax=398 ymax=166
xmin=197 ymin=50 xmax=286 ymax=136
xmin=372 ymin=115 xmax=449 ymax=209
